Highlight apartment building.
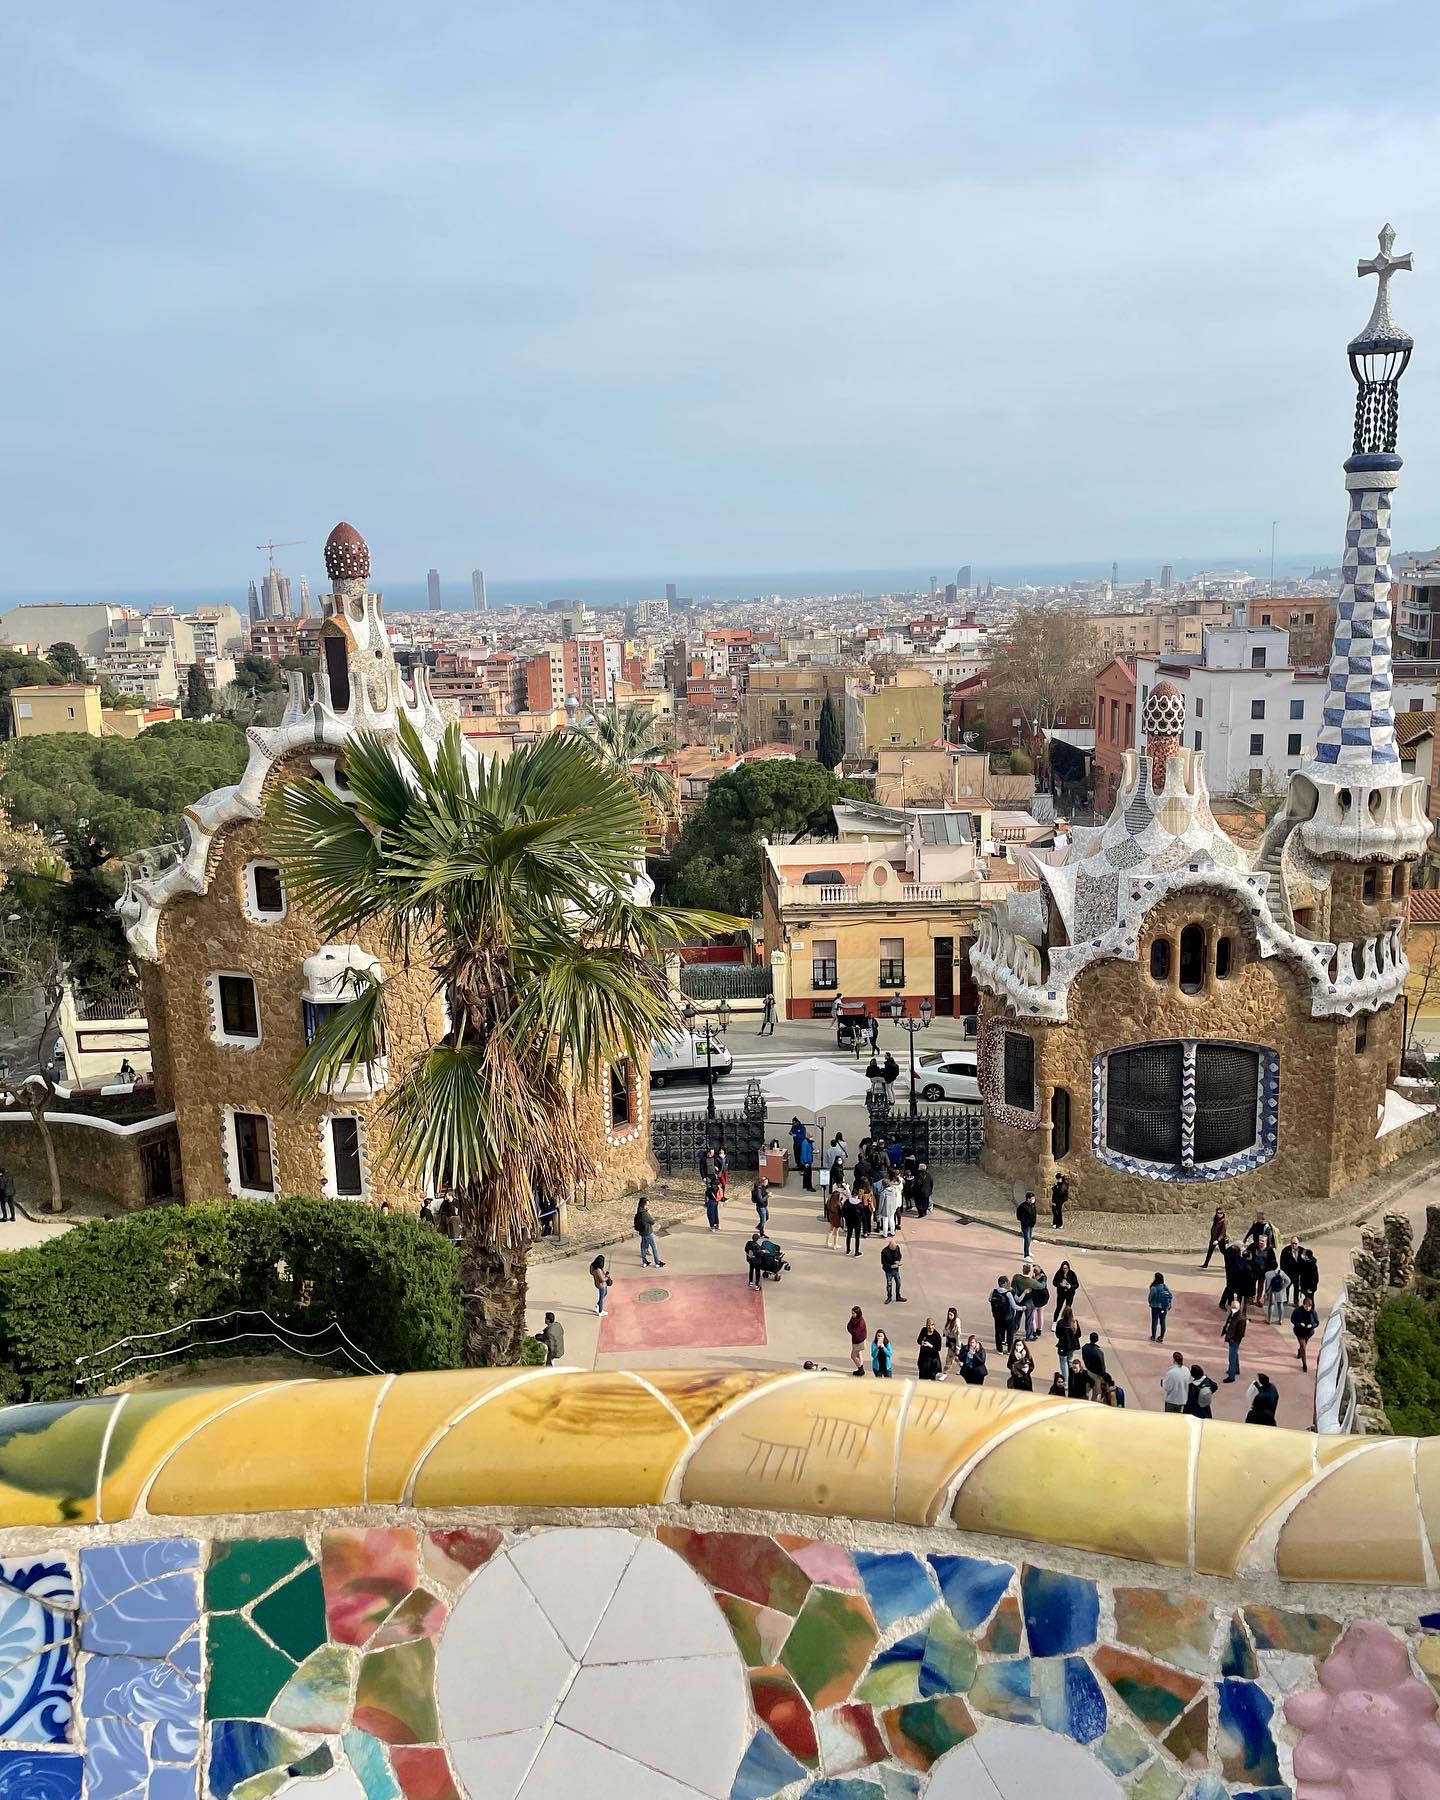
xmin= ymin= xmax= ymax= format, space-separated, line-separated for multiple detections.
xmin=249 ymin=618 xmax=324 ymax=664
xmin=739 ymin=663 xmax=859 ymax=754
xmin=871 ymin=746 xmax=1032 ymax=810
xmin=1089 ymin=601 xmax=1230 ymax=659
xmin=524 ymin=636 xmax=622 ymax=712
xmin=100 ymin=644 xmax=179 ymax=704
xmin=1396 ymin=559 xmax=1440 ymax=660
xmin=0 ymin=602 xmax=129 ymax=660
xmin=841 ymin=669 xmax=943 ymax=758
xmin=1243 ymin=597 xmax=1336 ymax=667
xmin=1093 ymin=657 xmax=1137 ymax=811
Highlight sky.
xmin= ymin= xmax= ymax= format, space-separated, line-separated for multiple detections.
xmin=3 ymin=0 xmax=1440 ymax=593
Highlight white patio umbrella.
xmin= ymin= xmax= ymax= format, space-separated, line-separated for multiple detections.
xmin=760 ymin=1058 xmax=873 ymax=1115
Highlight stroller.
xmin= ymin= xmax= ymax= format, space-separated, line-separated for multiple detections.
xmin=753 ymin=1237 xmax=791 ymax=1281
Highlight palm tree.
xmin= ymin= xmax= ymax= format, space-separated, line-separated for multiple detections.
xmin=584 ymin=702 xmax=677 ymax=817
xmin=272 ymin=718 xmax=733 ymax=1365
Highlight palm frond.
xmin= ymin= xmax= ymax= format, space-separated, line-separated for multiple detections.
xmin=288 ymin=970 xmax=392 ymax=1104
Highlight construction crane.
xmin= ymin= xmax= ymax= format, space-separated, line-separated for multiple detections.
xmin=256 ymin=538 xmax=303 ymax=573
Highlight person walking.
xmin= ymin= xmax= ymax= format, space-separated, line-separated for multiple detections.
xmin=1279 ymin=1234 xmax=1306 ymax=1302
xmin=1202 ymin=1207 xmax=1227 ymax=1269
xmin=1244 ymin=1372 xmax=1280 ymax=1426
xmin=1184 ymin=1363 xmax=1218 ymax=1418
xmin=881 ymin=1236 xmax=905 ymax=1304
xmin=960 ymin=1336 xmax=988 ymax=1385
xmin=831 ymin=993 xmax=845 ymax=1027
xmin=745 ymin=1230 xmax=765 ymax=1290
xmin=942 ymin=1306 xmax=962 ymax=1374
xmin=823 ymin=1180 xmax=844 ymax=1249
xmin=1292 ymin=1293 xmax=1318 ymax=1371
xmin=871 ymin=1329 xmax=893 ymax=1377
xmin=1016 ymin=1190 xmax=1037 ymax=1257
xmin=1050 ymin=1172 xmax=1070 ymax=1230
xmin=1054 ymin=1299 xmax=1081 ymax=1375
xmin=797 ymin=1131 xmax=815 ymax=1192
xmin=1147 ymin=1271 xmax=1173 ymax=1343
xmin=1006 ymin=1339 xmax=1035 ymax=1391
xmin=881 ymin=1051 xmax=900 ymax=1109
xmin=1220 ymin=1238 xmax=1251 ymax=1310
xmin=988 ymin=1276 xmax=1019 ymax=1353
xmin=1264 ymin=1263 xmax=1288 ymax=1325
xmin=0 ymin=1169 xmax=15 ymax=1225
xmin=703 ymin=1168 xmax=722 ymax=1231
xmin=847 ymin=1306 xmax=867 ymax=1376
xmin=533 ymin=1312 xmax=565 ymax=1365
xmin=758 ymin=992 xmax=777 ymax=1035
xmin=634 ymin=1197 xmax=666 ymax=1268
xmin=1081 ymin=1331 xmax=1107 ymax=1385
xmin=851 ymin=1014 xmax=868 ymax=1062
xmin=1160 ymin=1350 xmax=1190 ymax=1412
xmin=1011 ymin=1261 xmax=1042 ymax=1341
xmin=842 ymin=1188 xmax=865 ymax=1257
xmin=591 ymin=1254 xmax=613 ymax=1316
xmin=868 ymin=1013 xmax=881 ymax=1055
xmin=751 ymin=1173 xmax=770 ymax=1233
xmin=1296 ymin=1242 xmax=1320 ymax=1301
xmin=1221 ymin=1296 xmax=1247 ymax=1382
xmin=1052 ymin=1259 xmax=1079 ymax=1317
xmin=913 ymin=1161 xmax=934 ymax=1219
xmin=715 ymin=1145 xmax=729 ymax=1203
xmin=916 ymin=1318 xmax=943 ymax=1380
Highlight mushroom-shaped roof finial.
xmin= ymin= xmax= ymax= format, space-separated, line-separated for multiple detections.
xmin=324 ymin=522 xmax=370 ymax=583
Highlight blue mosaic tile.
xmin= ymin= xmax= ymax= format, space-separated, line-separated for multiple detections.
xmin=0 ymin=1636 xmax=73 ymax=1743
xmin=0 ymin=1557 xmax=75 ymax=1744
xmin=207 ymin=1721 xmax=316 ymax=1800
xmin=730 ymin=1728 xmax=808 ymax=1799
xmin=146 ymin=1770 xmax=198 ymax=1800
xmin=152 ymin=1720 xmax=200 ymax=1767
xmin=919 ymin=1610 xmax=977 ymax=1698
xmin=169 ymin=1632 xmax=202 ymax=1683
xmin=804 ymin=1782 xmax=884 ymax=1800
xmin=874 ymin=1777 xmax=922 ymax=1800
xmin=1419 ymin=1612 xmax=1440 ymax=1630
xmin=86 ymin=1715 xmax=148 ymax=1800
xmin=1187 ymin=1781 xmax=1228 ymax=1800
xmin=0 ymin=1750 xmax=83 ymax=1798
xmin=342 ymin=1728 xmax=401 ymax=1800
xmin=1020 ymin=1566 xmax=1099 ymax=1657
xmin=1220 ymin=1616 xmax=1258 ymax=1679
xmin=852 ymin=1553 xmax=936 ymax=1629
xmin=0 ymin=1559 xmax=74 ymax=1613
xmin=969 ymin=1658 xmax=1041 ymax=1727
xmin=80 ymin=1543 xmax=200 ymax=1673
xmin=1217 ymin=1680 xmax=1282 ymax=1788
xmin=1036 ymin=1656 xmax=1106 ymax=1744
xmin=927 ymin=1555 xmax=1013 ymax=1631
xmin=82 ymin=1653 xmax=198 ymax=1727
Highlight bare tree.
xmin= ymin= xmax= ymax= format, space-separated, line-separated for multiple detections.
xmin=985 ymin=607 xmax=1098 ymax=760
xmin=0 ymin=919 xmax=69 ymax=1213
xmin=1404 ymin=923 xmax=1440 ymax=1059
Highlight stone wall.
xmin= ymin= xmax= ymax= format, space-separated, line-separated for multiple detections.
xmin=1325 ymin=1207 xmax=1438 ymax=1436
xmin=1 ymin=1370 xmax=1438 ymax=1799
xmin=0 ymin=1109 xmax=179 ymax=1211
xmin=981 ymin=888 xmax=1410 ymax=1211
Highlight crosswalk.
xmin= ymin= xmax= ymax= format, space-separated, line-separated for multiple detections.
xmin=647 ymin=1047 xmax=878 ymax=1116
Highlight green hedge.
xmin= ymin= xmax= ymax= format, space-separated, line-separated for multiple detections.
xmin=1375 ymin=1290 xmax=1440 ymax=1436
xmin=0 ymin=1196 xmax=462 ymax=1404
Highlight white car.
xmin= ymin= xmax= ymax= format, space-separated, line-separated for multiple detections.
xmin=911 ymin=1048 xmax=981 ymax=1104
xmin=649 ymin=1029 xmax=735 ymax=1087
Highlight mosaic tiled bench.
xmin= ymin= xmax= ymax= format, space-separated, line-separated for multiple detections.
xmin=0 ymin=1369 xmax=1435 ymax=1800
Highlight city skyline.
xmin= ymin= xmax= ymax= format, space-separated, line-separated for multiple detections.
xmin=4 ymin=4 xmax=1440 ymax=589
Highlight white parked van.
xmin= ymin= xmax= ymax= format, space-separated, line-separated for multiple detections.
xmin=649 ymin=1029 xmax=735 ymax=1087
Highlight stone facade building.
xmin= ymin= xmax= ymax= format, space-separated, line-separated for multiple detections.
xmin=969 ymin=231 xmax=1435 ymax=1210
xmin=118 ymin=522 xmax=653 ymax=1213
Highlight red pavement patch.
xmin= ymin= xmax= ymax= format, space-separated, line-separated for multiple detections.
xmin=597 ymin=1273 xmax=768 ymax=1353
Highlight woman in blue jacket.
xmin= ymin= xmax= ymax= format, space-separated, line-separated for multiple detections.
xmin=1147 ymin=1271 xmax=1173 ymax=1343
xmin=871 ymin=1329 xmax=893 ymax=1378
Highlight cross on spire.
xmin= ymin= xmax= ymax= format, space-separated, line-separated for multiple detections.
xmin=1354 ymin=224 xmax=1413 ymax=348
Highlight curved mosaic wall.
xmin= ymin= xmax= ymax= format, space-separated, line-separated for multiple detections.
xmin=0 ymin=1370 xmax=1436 ymax=1800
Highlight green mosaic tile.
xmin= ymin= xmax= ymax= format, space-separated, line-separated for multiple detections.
xmin=780 ymin=1588 xmax=879 ymax=1710
xmin=207 ymin=1539 xmax=310 ymax=1612
xmin=880 ymin=1696 xmax=977 ymax=1772
xmin=253 ymin=1564 xmax=327 ymax=1663
xmin=1130 ymin=1763 xmax=1185 ymax=1800
xmin=1097 ymin=1722 xmax=1153 ymax=1777
xmin=717 ymin=1593 xmax=792 ymax=1667
xmin=353 ymin=1638 xmax=440 ymax=1745
xmin=856 ymin=1657 xmax=922 ymax=1708
xmin=918 ymin=1609 xmax=977 ymax=1697
xmin=206 ymin=1614 xmax=296 ymax=1719
xmin=270 ymin=1645 xmax=354 ymax=1733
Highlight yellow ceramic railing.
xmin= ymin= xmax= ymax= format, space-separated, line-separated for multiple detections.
xmin=2 ymin=1370 xmax=1434 ymax=1586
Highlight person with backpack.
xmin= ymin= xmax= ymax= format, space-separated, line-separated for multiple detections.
xmin=745 ymin=1230 xmax=765 ymax=1290
xmin=1184 ymin=1363 xmax=1218 ymax=1418
xmin=1016 ymin=1190 xmax=1038 ymax=1256
xmin=988 ymin=1276 xmax=1019 ymax=1353
xmin=1147 ymin=1271 xmax=1173 ymax=1343
xmin=1244 ymin=1372 xmax=1280 ymax=1426
xmin=634 ymin=1196 xmax=665 ymax=1268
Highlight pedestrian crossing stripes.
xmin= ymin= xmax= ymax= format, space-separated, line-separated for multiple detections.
xmin=647 ymin=1048 xmax=882 ymax=1115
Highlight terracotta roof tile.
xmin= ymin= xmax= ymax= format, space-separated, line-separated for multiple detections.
xmin=1408 ymin=889 xmax=1440 ymax=925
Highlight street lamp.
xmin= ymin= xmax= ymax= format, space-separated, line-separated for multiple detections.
xmin=887 ymin=993 xmax=933 ymax=1119
xmin=681 ymin=997 xmax=732 ymax=1123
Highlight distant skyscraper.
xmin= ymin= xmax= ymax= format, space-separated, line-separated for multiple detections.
xmin=1142 ymin=577 xmax=1154 ymax=598
xmin=471 ymin=569 xmax=487 ymax=611
xmin=930 ymin=577 xmax=938 ymax=597
xmin=1160 ymin=564 xmax=1174 ymax=592
xmin=1112 ymin=560 xmax=1119 ymax=592
xmin=665 ymin=583 xmax=677 ymax=605
xmin=957 ymin=565 xmax=972 ymax=590
xmin=427 ymin=569 xmax=442 ymax=612
xmin=261 ymin=570 xmax=291 ymax=619
xmin=246 ymin=582 xmax=260 ymax=626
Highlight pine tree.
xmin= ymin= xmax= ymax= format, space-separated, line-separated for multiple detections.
xmin=185 ymin=664 xmax=213 ymax=720
xmin=817 ymin=694 xmax=843 ymax=769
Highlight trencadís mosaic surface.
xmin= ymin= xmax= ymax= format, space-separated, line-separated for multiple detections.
xmin=0 ymin=1371 xmax=1437 ymax=1798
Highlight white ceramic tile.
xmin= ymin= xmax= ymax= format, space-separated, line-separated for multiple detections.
xmin=557 ymin=1654 xmax=747 ymax=1799
xmin=944 ymin=1723 xmax=1125 ymax=1800
xmin=585 ymin=1537 xmax=736 ymax=1665
xmin=509 ymin=1528 xmax=640 ymax=1659
xmin=439 ymin=1555 xmax=575 ymax=1743
xmin=518 ymin=1725 xmax=706 ymax=1800
xmin=275 ymin=1771 xmax=367 ymax=1800
xmin=922 ymin=1742 xmax=1005 ymax=1800
xmin=451 ymin=1727 xmax=546 ymax=1800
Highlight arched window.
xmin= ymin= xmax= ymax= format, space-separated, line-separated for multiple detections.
xmin=1003 ymin=1033 xmax=1035 ymax=1111
xmin=1149 ymin=939 xmax=1172 ymax=981
xmin=609 ymin=1060 xmax=633 ymax=1128
xmin=1101 ymin=1040 xmax=1270 ymax=1174
xmin=1051 ymin=1087 xmax=1071 ymax=1161
xmin=1179 ymin=924 xmax=1205 ymax=993
xmin=1215 ymin=936 xmax=1233 ymax=980
xmin=1363 ymin=866 xmax=1378 ymax=903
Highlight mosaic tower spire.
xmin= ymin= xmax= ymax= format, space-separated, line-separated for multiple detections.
xmin=1286 ymin=228 xmax=1431 ymax=864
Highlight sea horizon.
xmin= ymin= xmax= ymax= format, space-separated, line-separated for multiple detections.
xmin=0 ymin=551 xmax=1337 ymax=616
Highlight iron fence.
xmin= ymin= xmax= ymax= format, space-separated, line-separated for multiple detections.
xmin=651 ymin=1108 xmax=769 ymax=1177
xmin=678 ymin=964 xmax=773 ymax=1002
xmin=867 ymin=1106 xmax=984 ymax=1165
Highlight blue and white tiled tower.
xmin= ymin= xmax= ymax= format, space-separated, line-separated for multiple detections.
xmin=1287 ymin=227 xmax=1431 ymax=866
